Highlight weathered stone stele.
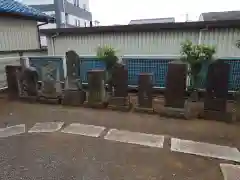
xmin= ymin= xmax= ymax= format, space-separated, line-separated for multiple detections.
xmin=5 ymin=65 xmax=22 ymax=100
xmin=62 ymin=50 xmax=86 ymax=106
xmin=109 ymin=65 xmax=128 ymax=105
xmin=164 ymin=61 xmax=187 ymax=108
xmin=65 ymin=50 xmax=81 ymax=89
xmin=37 ymin=61 xmax=62 ymax=104
xmin=161 ymin=61 xmax=188 ymax=119
xmin=204 ymin=60 xmax=231 ymax=122
xmin=134 ymin=73 xmax=154 ymax=113
xmin=137 ymin=73 xmax=153 ymax=108
xmin=87 ymin=70 xmax=105 ymax=105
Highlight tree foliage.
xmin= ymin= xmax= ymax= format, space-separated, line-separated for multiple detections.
xmin=180 ymin=40 xmax=216 ymax=89
xmin=96 ymin=45 xmax=118 ymax=71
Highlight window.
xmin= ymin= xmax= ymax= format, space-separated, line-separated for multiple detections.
xmin=83 ymin=4 xmax=86 ymax=10
xmin=78 ymin=20 xmax=81 ymax=26
xmin=75 ymin=19 xmax=78 ymax=26
xmin=84 ymin=21 xmax=87 ymax=27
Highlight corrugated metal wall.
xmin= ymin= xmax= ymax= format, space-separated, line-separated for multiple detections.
xmin=47 ymin=28 xmax=240 ymax=57
xmin=201 ymin=28 xmax=240 ymax=57
xmin=0 ymin=17 xmax=40 ymax=51
xmin=48 ymin=31 xmax=199 ymax=56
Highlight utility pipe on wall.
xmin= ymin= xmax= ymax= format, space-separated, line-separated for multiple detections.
xmin=51 ymin=33 xmax=59 ymax=55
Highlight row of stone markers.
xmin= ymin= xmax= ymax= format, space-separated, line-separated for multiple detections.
xmin=4 ymin=50 xmax=155 ymax=112
xmin=162 ymin=60 xmax=232 ymax=122
xmin=4 ymin=50 xmax=234 ymax=122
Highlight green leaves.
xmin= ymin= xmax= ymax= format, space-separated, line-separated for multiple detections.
xmin=180 ymin=40 xmax=216 ymax=89
xmin=180 ymin=40 xmax=216 ymax=65
xmin=96 ymin=45 xmax=118 ymax=71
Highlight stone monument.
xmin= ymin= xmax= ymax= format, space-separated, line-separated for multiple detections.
xmin=5 ymin=65 xmax=22 ymax=100
xmin=62 ymin=50 xmax=86 ymax=106
xmin=108 ymin=64 xmax=131 ymax=111
xmin=86 ymin=69 xmax=106 ymax=108
xmin=37 ymin=61 xmax=62 ymax=104
xmin=204 ymin=60 xmax=231 ymax=122
xmin=16 ymin=57 xmax=39 ymax=101
xmin=134 ymin=73 xmax=154 ymax=113
xmin=160 ymin=61 xmax=189 ymax=119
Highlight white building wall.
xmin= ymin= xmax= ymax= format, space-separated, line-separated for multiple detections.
xmin=0 ymin=17 xmax=40 ymax=51
xmin=201 ymin=28 xmax=240 ymax=57
xmin=67 ymin=0 xmax=90 ymax=11
xmin=61 ymin=12 xmax=91 ymax=27
xmin=19 ymin=0 xmax=54 ymax=5
xmin=46 ymin=28 xmax=240 ymax=57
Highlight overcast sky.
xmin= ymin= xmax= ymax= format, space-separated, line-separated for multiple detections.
xmin=89 ymin=0 xmax=240 ymax=25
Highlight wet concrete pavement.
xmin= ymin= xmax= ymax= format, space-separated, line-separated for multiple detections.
xmin=1 ymin=100 xmax=240 ymax=148
xmin=0 ymin=132 xmax=225 ymax=180
xmin=0 ymin=99 xmax=239 ymax=179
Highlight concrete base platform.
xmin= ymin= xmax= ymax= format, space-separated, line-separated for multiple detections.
xmin=160 ymin=107 xmax=186 ymax=119
xmin=83 ymin=101 xmax=108 ymax=109
xmin=37 ymin=97 xmax=61 ymax=105
xmin=108 ymin=103 xmax=133 ymax=112
xmin=203 ymin=110 xmax=233 ymax=123
xmin=62 ymin=90 xmax=86 ymax=106
xmin=134 ymin=106 xmax=156 ymax=114
xmin=19 ymin=96 xmax=38 ymax=103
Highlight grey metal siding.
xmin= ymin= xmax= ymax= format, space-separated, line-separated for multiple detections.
xmin=46 ymin=28 xmax=240 ymax=57
xmin=48 ymin=31 xmax=199 ymax=56
xmin=0 ymin=17 xmax=40 ymax=51
xmin=201 ymin=28 xmax=240 ymax=57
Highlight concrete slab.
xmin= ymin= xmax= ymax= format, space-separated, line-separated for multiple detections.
xmin=0 ymin=124 xmax=25 ymax=138
xmin=28 ymin=122 xmax=64 ymax=133
xmin=61 ymin=123 xmax=105 ymax=137
xmin=220 ymin=164 xmax=240 ymax=180
xmin=171 ymin=138 xmax=240 ymax=162
xmin=104 ymin=129 xmax=164 ymax=148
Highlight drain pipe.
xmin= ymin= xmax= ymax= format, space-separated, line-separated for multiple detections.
xmin=37 ymin=22 xmax=49 ymax=49
xmin=51 ymin=33 xmax=59 ymax=55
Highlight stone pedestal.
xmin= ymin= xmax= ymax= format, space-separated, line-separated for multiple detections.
xmin=108 ymin=97 xmax=132 ymax=112
xmin=204 ymin=110 xmax=232 ymax=122
xmin=62 ymin=89 xmax=86 ymax=106
xmin=37 ymin=80 xmax=62 ymax=104
xmin=134 ymin=73 xmax=155 ymax=114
